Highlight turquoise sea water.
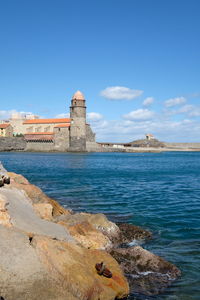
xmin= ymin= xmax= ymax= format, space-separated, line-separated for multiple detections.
xmin=0 ymin=152 xmax=200 ymax=300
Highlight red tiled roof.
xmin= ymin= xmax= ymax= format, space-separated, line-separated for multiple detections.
xmin=54 ymin=124 xmax=70 ymax=128
xmin=24 ymin=132 xmax=54 ymax=141
xmin=0 ymin=123 xmax=10 ymax=129
xmin=23 ymin=118 xmax=71 ymax=124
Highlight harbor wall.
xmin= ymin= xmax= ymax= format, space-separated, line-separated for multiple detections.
xmin=0 ymin=137 xmax=26 ymax=151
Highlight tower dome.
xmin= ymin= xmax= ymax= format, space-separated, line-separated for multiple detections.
xmin=72 ymin=90 xmax=85 ymax=100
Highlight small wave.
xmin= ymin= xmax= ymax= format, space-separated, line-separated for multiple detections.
xmin=128 ymin=271 xmax=174 ymax=280
xmin=127 ymin=239 xmax=145 ymax=247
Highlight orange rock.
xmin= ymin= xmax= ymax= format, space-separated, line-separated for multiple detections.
xmin=2 ymin=171 xmax=128 ymax=299
xmin=49 ymin=198 xmax=71 ymax=217
xmin=80 ymin=212 xmax=119 ymax=237
xmin=0 ymin=194 xmax=8 ymax=212
xmin=33 ymin=203 xmax=53 ymax=220
xmin=0 ymin=194 xmax=12 ymax=227
xmin=0 ymin=210 xmax=12 ymax=227
xmin=58 ymin=220 xmax=112 ymax=250
xmin=33 ymin=235 xmax=129 ymax=300
xmin=8 ymin=172 xmax=30 ymax=185
xmin=55 ymin=212 xmax=119 ymax=248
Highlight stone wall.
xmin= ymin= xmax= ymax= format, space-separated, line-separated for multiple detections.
xmin=69 ymin=135 xmax=86 ymax=152
xmin=86 ymin=124 xmax=95 ymax=142
xmin=25 ymin=141 xmax=55 ymax=152
xmin=0 ymin=137 xmax=26 ymax=151
xmin=69 ymin=118 xmax=86 ymax=152
xmin=54 ymin=127 xmax=69 ymax=151
xmin=86 ymin=141 xmax=102 ymax=152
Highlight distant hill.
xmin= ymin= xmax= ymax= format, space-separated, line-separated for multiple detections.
xmin=129 ymin=139 xmax=165 ymax=148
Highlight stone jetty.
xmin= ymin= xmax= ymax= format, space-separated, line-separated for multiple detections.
xmin=0 ymin=163 xmax=181 ymax=299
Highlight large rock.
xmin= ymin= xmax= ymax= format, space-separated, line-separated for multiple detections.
xmin=33 ymin=235 xmax=129 ymax=300
xmin=57 ymin=212 xmax=119 ymax=236
xmin=0 ymin=187 xmax=74 ymax=242
xmin=110 ymin=246 xmax=181 ymax=295
xmin=111 ymin=223 xmax=152 ymax=246
xmin=0 ymin=226 xmax=129 ymax=300
xmin=0 ymin=166 xmax=181 ymax=299
xmin=59 ymin=220 xmax=112 ymax=250
xmin=81 ymin=213 xmax=120 ymax=237
xmin=0 ymin=168 xmax=129 ymax=300
xmin=33 ymin=203 xmax=53 ymax=220
xmin=0 ymin=226 xmax=82 ymax=300
xmin=55 ymin=212 xmax=120 ymax=250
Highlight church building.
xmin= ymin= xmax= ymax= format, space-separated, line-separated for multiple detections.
xmin=22 ymin=91 xmax=98 ymax=152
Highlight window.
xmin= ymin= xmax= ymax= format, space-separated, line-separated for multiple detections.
xmin=27 ymin=127 xmax=33 ymax=133
xmin=35 ymin=126 xmax=41 ymax=132
xmin=44 ymin=126 xmax=50 ymax=132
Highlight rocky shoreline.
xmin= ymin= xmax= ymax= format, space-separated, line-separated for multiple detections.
xmin=0 ymin=162 xmax=181 ymax=300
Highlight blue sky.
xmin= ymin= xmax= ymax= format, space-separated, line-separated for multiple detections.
xmin=0 ymin=0 xmax=200 ymax=142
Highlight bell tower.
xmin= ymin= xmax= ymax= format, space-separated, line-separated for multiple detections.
xmin=69 ymin=90 xmax=86 ymax=151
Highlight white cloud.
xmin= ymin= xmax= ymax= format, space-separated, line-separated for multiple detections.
xmin=168 ymin=104 xmax=200 ymax=117
xmin=87 ymin=112 xmax=103 ymax=122
xmin=123 ymin=109 xmax=155 ymax=121
xmin=55 ymin=113 xmax=70 ymax=118
xmin=165 ymin=97 xmax=186 ymax=107
xmin=0 ymin=110 xmax=33 ymax=120
xmin=89 ymin=116 xmax=200 ymax=143
xmin=100 ymin=86 xmax=143 ymax=100
xmin=143 ymin=97 xmax=154 ymax=106
xmin=188 ymin=108 xmax=200 ymax=117
xmin=87 ymin=107 xmax=200 ymax=143
xmin=177 ymin=105 xmax=194 ymax=114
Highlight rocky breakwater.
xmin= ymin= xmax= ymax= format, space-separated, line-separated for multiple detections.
xmin=0 ymin=163 xmax=181 ymax=300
